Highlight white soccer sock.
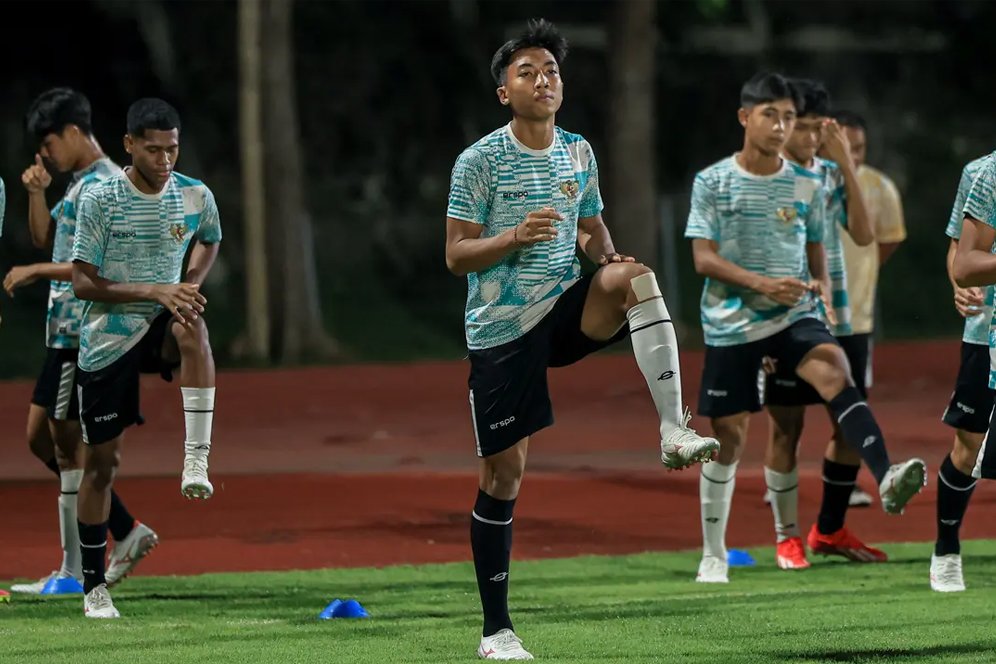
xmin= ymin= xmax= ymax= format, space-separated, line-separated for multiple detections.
xmin=764 ymin=466 xmax=800 ymax=543
xmin=700 ymin=461 xmax=738 ymax=560
xmin=182 ymin=387 xmax=215 ymax=458
xmin=627 ymin=295 xmax=684 ymax=439
xmin=59 ymin=469 xmax=84 ymax=578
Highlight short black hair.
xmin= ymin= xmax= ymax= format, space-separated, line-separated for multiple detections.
xmin=792 ymin=78 xmax=831 ymax=117
xmin=740 ymin=72 xmax=800 ymax=110
xmin=126 ymin=98 xmax=181 ymax=137
xmin=25 ymin=87 xmax=93 ymax=142
xmin=833 ymin=110 xmax=866 ymax=131
xmin=490 ymin=18 xmax=568 ymax=86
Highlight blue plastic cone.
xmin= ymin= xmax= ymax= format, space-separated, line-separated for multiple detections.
xmin=40 ymin=576 xmax=84 ymax=595
xmin=727 ymin=549 xmax=756 ymax=567
xmin=319 ymin=599 xmax=344 ymax=620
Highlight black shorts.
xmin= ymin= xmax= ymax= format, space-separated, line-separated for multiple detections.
xmin=942 ymin=342 xmax=996 ymax=434
xmin=765 ymin=332 xmax=873 ymax=406
xmin=467 ymin=273 xmax=629 ymax=457
xmin=698 ymin=317 xmax=836 ymax=418
xmin=31 ymin=348 xmax=81 ymax=421
xmin=78 ymin=312 xmax=179 ymax=446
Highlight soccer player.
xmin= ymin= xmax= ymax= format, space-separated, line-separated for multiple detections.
xmin=935 ymin=151 xmax=996 ymax=591
xmin=5 ymin=89 xmax=157 ymax=597
xmin=71 ymin=98 xmax=221 ymax=618
xmin=833 ymin=109 xmax=908 ymax=509
xmin=761 ymin=80 xmax=883 ymax=571
xmin=445 ymin=19 xmax=718 ymax=660
xmin=687 ymin=72 xmax=927 ymax=585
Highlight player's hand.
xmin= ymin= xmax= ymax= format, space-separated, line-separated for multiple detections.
xmin=807 ymin=279 xmax=838 ymax=327
xmin=21 ymin=154 xmax=52 ymax=193
xmin=154 ymin=283 xmax=207 ymax=325
xmin=761 ymin=356 xmax=778 ymax=375
xmin=760 ymin=277 xmax=808 ymax=306
xmin=3 ymin=266 xmax=39 ymax=297
xmin=514 ymin=207 xmax=562 ymax=245
xmin=954 ymin=286 xmax=985 ymax=318
xmin=821 ymin=120 xmax=853 ymax=168
xmin=597 ymin=252 xmax=637 ymax=265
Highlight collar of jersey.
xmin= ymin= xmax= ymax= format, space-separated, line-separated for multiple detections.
xmin=505 ymin=123 xmax=556 ymax=157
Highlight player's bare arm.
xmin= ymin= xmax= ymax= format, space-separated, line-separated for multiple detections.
xmin=445 ymin=207 xmax=560 ymax=276
xmin=72 ymin=260 xmax=206 ymax=325
xmin=184 ymin=241 xmax=220 ymax=286
xmin=804 ymin=240 xmax=837 ymax=326
xmin=3 ymin=262 xmax=73 ymax=297
xmin=691 ymin=237 xmax=807 ymax=306
xmin=22 ymin=154 xmax=55 ymax=249
xmin=952 ymin=216 xmax=996 ymax=288
xmin=823 ymin=120 xmax=874 ymax=247
xmin=946 ymin=238 xmax=984 ymax=317
xmin=577 ymin=214 xmax=636 ymax=265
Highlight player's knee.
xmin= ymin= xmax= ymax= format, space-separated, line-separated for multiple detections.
xmin=621 ymin=265 xmax=655 ymax=308
xmin=482 ymin=459 xmax=526 ymax=499
xmin=953 ymin=431 xmax=983 ymax=469
xmin=86 ymin=450 xmax=119 ymax=490
xmin=173 ymin=317 xmax=211 ymax=355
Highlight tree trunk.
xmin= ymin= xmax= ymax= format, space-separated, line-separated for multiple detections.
xmin=261 ymin=0 xmax=339 ymax=361
xmin=237 ymin=0 xmax=270 ymax=361
xmin=607 ymin=0 xmax=658 ymax=271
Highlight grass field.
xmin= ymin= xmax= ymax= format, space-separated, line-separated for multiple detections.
xmin=4 ymin=541 xmax=996 ymax=663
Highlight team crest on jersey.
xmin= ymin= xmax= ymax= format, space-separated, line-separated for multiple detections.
xmin=775 ymin=207 xmax=797 ymax=224
xmin=169 ymin=223 xmax=187 ymax=243
xmin=559 ymin=180 xmax=579 ymax=200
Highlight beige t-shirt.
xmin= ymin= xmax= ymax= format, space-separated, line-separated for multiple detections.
xmin=840 ymin=164 xmax=906 ymax=334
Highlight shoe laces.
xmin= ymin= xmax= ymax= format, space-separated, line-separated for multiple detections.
xmin=491 ymin=630 xmax=525 ymax=652
xmin=88 ymin=584 xmax=114 ymax=610
xmin=781 ymin=538 xmax=806 ymax=557
xmin=666 ymin=409 xmax=709 ymax=449
xmin=935 ymin=557 xmax=963 ymax=584
xmin=184 ymin=454 xmax=209 ymax=478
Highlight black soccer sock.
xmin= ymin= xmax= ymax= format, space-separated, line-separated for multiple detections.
xmin=471 ymin=489 xmax=516 ymax=637
xmin=817 ymin=459 xmax=860 ymax=535
xmin=44 ymin=457 xmax=61 ymax=477
xmin=78 ymin=521 xmax=108 ymax=593
xmin=828 ymin=387 xmax=890 ymax=483
xmin=108 ymin=490 xmax=136 ymax=542
xmin=936 ymin=454 xmax=977 ymax=556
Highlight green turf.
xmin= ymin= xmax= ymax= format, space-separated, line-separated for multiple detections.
xmin=4 ymin=540 xmax=996 ymax=663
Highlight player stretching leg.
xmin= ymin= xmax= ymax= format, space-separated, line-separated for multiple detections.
xmin=5 ymin=89 xmax=156 ymax=596
xmin=688 ymin=72 xmax=927 ymax=584
xmin=446 ymin=19 xmax=717 ymax=660
xmin=761 ymin=79 xmax=882 ymax=570
xmin=71 ymin=98 xmax=221 ymax=618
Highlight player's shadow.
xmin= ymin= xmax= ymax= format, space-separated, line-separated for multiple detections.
xmin=786 ymin=642 xmax=996 ymax=662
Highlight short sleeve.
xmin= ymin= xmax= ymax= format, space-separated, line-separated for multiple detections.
xmin=806 ymin=182 xmax=826 ymax=243
xmin=875 ymin=175 xmax=906 ymax=243
xmin=964 ymin=159 xmax=996 ymax=229
xmin=685 ymin=173 xmax=719 ymax=241
xmin=71 ymin=191 xmax=109 ymax=267
xmin=195 ymin=187 xmax=222 ymax=243
xmin=446 ymin=149 xmax=493 ymax=224
xmin=578 ymin=145 xmax=604 ymax=218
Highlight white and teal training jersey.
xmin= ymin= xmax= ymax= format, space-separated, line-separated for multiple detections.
xmin=47 ymin=157 xmax=122 ymax=349
xmin=447 ymin=124 xmax=603 ymax=350
xmin=810 ymin=157 xmax=852 ymax=337
xmin=685 ymin=155 xmax=826 ymax=347
xmin=72 ymin=170 xmax=222 ymax=372
xmin=947 ymin=153 xmax=995 ymax=346
xmin=0 ymin=176 xmax=5 ymax=237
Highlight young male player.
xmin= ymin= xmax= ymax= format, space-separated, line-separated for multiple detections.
xmin=71 ymin=97 xmax=221 ymax=618
xmin=5 ymin=89 xmax=156 ymax=596
xmin=445 ymin=19 xmax=718 ymax=660
xmin=760 ymin=80 xmax=883 ymax=571
xmin=687 ymin=72 xmax=927 ymax=585
xmin=936 ymin=151 xmax=996 ymax=591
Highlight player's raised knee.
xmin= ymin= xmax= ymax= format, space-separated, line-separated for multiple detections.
xmin=172 ymin=317 xmax=210 ymax=354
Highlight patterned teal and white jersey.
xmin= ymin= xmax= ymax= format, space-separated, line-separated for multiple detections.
xmin=72 ymin=170 xmax=222 ymax=372
xmin=961 ymin=154 xmax=996 ymax=388
xmin=447 ymin=124 xmax=602 ymax=350
xmin=47 ymin=157 xmax=122 ymax=349
xmin=0 ymin=176 xmax=5 ymax=237
xmin=947 ymin=153 xmax=995 ymax=346
xmin=685 ymin=156 xmax=826 ymax=347
xmin=810 ymin=157 xmax=852 ymax=337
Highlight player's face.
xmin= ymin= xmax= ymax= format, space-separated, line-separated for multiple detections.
xmin=497 ymin=47 xmax=563 ymax=120
xmin=740 ymin=100 xmax=796 ymax=157
xmin=39 ymin=128 xmax=78 ymax=173
xmin=785 ymin=115 xmax=824 ymax=165
xmin=844 ymin=125 xmax=866 ymax=168
xmin=124 ymin=128 xmax=180 ymax=190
